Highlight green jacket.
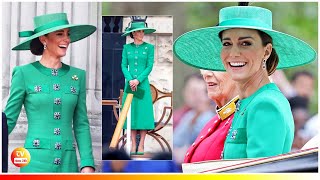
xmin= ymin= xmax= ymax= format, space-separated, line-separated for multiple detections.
xmin=223 ymin=83 xmax=294 ymax=159
xmin=4 ymin=61 xmax=94 ymax=172
xmin=121 ymin=42 xmax=155 ymax=130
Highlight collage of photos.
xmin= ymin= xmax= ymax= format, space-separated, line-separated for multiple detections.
xmin=0 ymin=1 xmax=319 ymax=175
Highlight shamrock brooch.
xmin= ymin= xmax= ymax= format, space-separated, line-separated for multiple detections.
xmin=72 ymin=75 xmax=78 ymax=81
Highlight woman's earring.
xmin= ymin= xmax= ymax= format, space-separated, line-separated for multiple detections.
xmin=262 ymin=59 xmax=266 ymax=69
xmin=43 ymin=43 xmax=47 ymax=50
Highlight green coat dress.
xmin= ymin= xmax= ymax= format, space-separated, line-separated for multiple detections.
xmin=4 ymin=61 xmax=95 ymax=172
xmin=223 ymin=83 xmax=294 ymax=159
xmin=121 ymin=42 xmax=155 ymax=130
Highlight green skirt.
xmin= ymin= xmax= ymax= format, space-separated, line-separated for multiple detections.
xmin=122 ymin=79 xmax=155 ymax=130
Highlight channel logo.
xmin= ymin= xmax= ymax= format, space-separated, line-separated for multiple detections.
xmin=11 ymin=147 xmax=31 ymax=167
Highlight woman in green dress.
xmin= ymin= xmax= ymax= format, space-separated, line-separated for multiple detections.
xmin=5 ymin=13 xmax=96 ymax=172
xmin=174 ymin=5 xmax=316 ymax=159
xmin=121 ymin=20 xmax=156 ymax=155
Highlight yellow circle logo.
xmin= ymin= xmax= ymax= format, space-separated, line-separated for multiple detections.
xmin=11 ymin=147 xmax=31 ymax=167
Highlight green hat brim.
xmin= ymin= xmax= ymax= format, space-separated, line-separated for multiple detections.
xmin=122 ymin=28 xmax=156 ymax=37
xmin=174 ymin=25 xmax=317 ymax=71
xmin=12 ymin=24 xmax=96 ymax=50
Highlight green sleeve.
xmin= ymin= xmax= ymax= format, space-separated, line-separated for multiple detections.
xmin=4 ymin=66 xmax=26 ymax=134
xmin=246 ymin=99 xmax=287 ymax=158
xmin=121 ymin=45 xmax=133 ymax=82
xmin=73 ymin=70 xmax=95 ymax=170
xmin=137 ymin=44 xmax=154 ymax=83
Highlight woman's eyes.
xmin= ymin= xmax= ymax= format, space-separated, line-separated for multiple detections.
xmin=241 ymin=41 xmax=252 ymax=46
xmin=222 ymin=41 xmax=252 ymax=46
xmin=222 ymin=42 xmax=231 ymax=46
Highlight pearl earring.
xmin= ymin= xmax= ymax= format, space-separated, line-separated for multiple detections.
xmin=43 ymin=43 xmax=47 ymax=50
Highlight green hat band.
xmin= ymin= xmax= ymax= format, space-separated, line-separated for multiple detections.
xmin=34 ymin=20 xmax=69 ymax=33
xmin=19 ymin=31 xmax=34 ymax=37
xmin=219 ymin=18 xmax=271 ymax=29
xmin=19 ymin=20 xmax=69 ymax=37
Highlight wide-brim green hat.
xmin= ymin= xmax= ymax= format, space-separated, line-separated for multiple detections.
xmin=12 ymin=13 xmax=96 ymax=50
xmin=122 ymin=21 xmax=156 ymax=36
xmin=174 ymin=6 xmax=317 ymax=71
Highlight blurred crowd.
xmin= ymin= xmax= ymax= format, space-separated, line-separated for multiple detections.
xmin=272 ymin=70 xmax=318 ymax=151
xmin=173 ymin=74 xmax=215 ymax=164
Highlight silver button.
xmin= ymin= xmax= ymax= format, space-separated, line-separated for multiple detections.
xmin=135 ymin=62 xmax=138 ymax=65
xmin=34 ymin=85 xmax=42 ymax=92
xmin=70 ymin=86 xmax=77 ymax=94
xmin=54 ymin=158 xmax=61 ymax=165
xmin=135 ymin=69 xmax=137 ymax=72
xmin=186 ymin=152 xmax=189 ymax=157
xmin=208 ymin=128 xmax=212 ymax=132
xmin=54 ymin=112 xmax=61 ymax=120
xmin=55 ymin=142 xmax=62 ymax=150
xmin=33 ymin=139 xmax=40 ymax=147
xmin=200 ymin=135 xmax=204 ymax=139
xmin=135 ymin=56 xmax=138 ymax=59
xmin=54 ymin=128 xmax=61 ymax=135
xmin=236 ymin=101 xmax=241 ymax=112
xmin=51 ymin=69 xmax=58 ymax=76
xmin=54 ymin=98 xmax=61 ymax=105
xmin=192 ymin=142 xmax=195 ymax=147
xmin=53 ymin=84 xmax=60 ymax=91
xmin=231 ymin=130 xmax=238 ymax=140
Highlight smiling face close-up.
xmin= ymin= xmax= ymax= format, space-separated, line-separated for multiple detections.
xmin=40 ymin=28 xmax=71 ymax=58
xmin=220 ymin=28 xmax=272 ymax=83
xmin=200 ymin=70 xmax=236 ymax=107
xmin=132 ymin=30 xmax=145 ymax=41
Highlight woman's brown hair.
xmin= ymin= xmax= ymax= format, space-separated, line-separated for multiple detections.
xmin=257 ymin=30 xmax=279 ymax=76
xmin=30 ymin=37 xmax=45 ymax=56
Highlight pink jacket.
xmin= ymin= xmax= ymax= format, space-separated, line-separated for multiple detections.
xmin=184 ymin=114 xmax=234 ymax=163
